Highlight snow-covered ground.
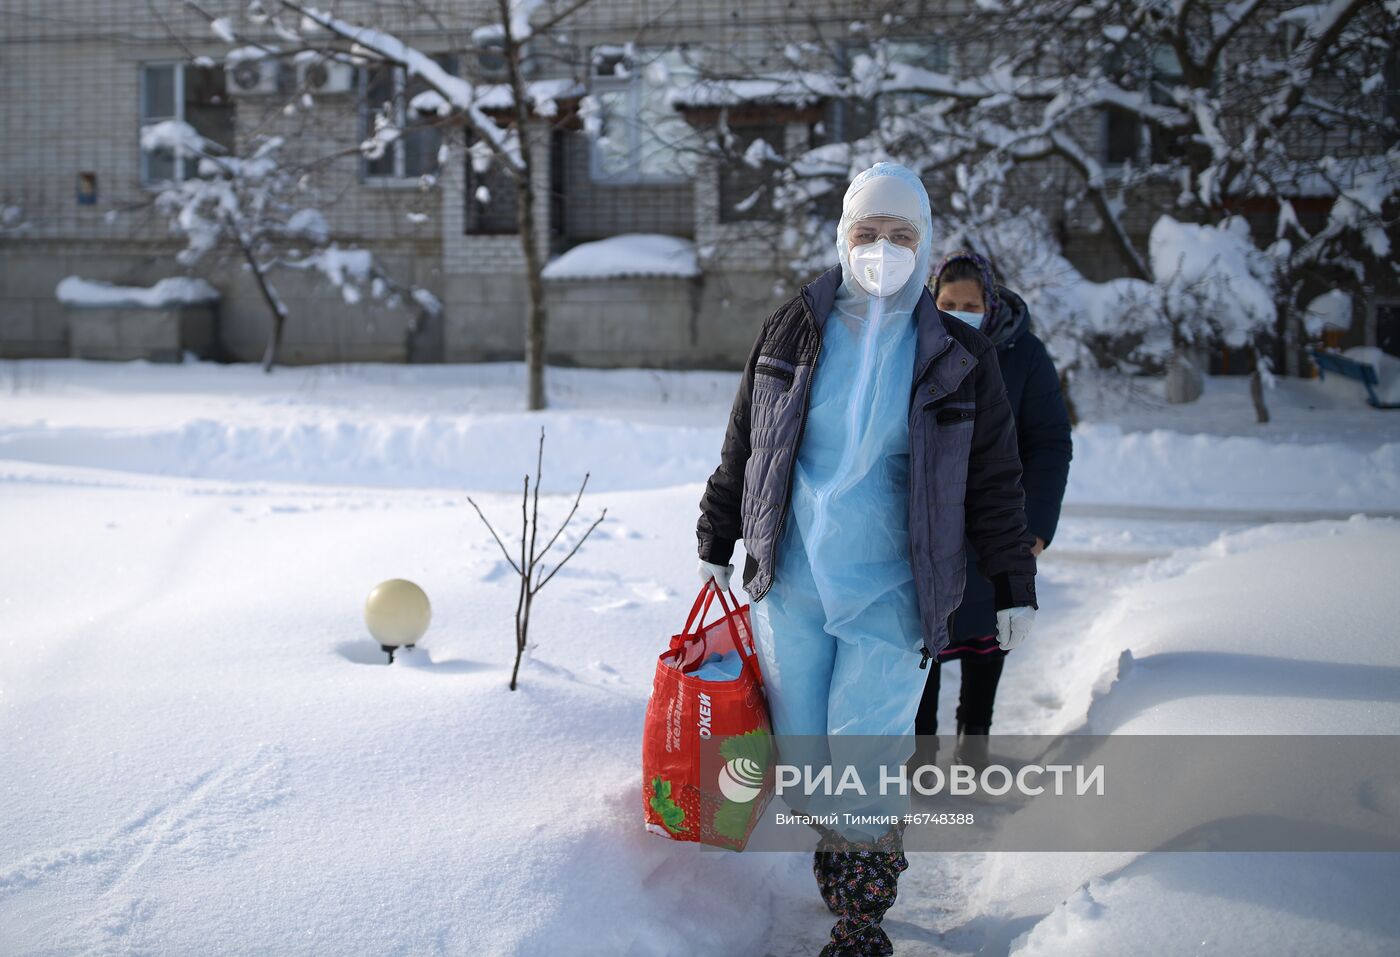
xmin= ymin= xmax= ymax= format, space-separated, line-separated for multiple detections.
xmin=2 ymin=358 xmax=1398 ymax=956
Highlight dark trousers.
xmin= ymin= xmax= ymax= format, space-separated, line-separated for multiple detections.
xmin=914 ymin=652 xmax=1005 ymax=736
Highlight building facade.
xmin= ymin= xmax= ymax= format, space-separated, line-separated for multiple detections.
xmin=1 ymin=1 xmax=1393 ymax=369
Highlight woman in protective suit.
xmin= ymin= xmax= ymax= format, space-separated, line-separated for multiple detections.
xmin=695 ymin=162 xmax=1039 ymax=957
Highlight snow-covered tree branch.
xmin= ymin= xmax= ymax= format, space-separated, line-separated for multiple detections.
xmin=185 ymin=0 xmax=599 ymax=408
xmin=674 ymin=0 xmax=1396 ymax=408
xmin=140 ymin=119 xmax=440 ymax=371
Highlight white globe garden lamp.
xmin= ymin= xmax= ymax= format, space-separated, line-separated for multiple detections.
xmin=364 ymin=579 xmax=431 ymax=663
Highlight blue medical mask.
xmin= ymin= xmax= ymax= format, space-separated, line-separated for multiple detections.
xmin=946 ymin=309 xmax=985 ymax=329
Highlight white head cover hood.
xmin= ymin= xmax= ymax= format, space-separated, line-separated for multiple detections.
xmin=833 ymin=162 xmax=935 ymax=319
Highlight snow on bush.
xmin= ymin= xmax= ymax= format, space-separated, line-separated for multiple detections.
xmin=135 ymin=117 xmax=437 ymax=368
xmin=1147 ymin=215 xmax=1276 ymax=349
xmin=55 ymin=276 xmax=220 ymax=309
xmin=933 ymin=207 xmax=1283 ymax=382
xmin=542 ymin=234 xmax=701 ymax=281
xmin=1340 ymin=347 xmax=1400 ymax=405
xmin=1303 ymin=290 xmax=1353 ymax=336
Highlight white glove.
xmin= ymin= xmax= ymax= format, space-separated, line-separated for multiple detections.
xmin=995 ymin=606 xmax=1036 ymax=651
xmin=698 ymin=559 xmax=734 ymax=591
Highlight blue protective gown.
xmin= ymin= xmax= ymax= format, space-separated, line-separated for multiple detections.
xmin=749 ymin=164 xmax=939 ymax=839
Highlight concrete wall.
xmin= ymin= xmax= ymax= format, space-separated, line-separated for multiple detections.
xmin=545 ymin=276 xmax=699 ymax=367
xmin=68 ymin=304 xmax=217 ymax=362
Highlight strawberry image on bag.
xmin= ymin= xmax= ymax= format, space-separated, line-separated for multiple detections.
xmin=642 ymin=581 xmax=774 ymax=850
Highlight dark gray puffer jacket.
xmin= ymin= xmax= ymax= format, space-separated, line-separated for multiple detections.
xmin=696 ymin=265 xmax=1038 ymax=660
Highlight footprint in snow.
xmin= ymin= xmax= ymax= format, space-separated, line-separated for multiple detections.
xmin=591 ymin=597 xmax=640 ymax=612
xmin=0 ymin=745 xmax=292 ymax=951
xmin=627 ymin=579 xmax=673 ymax=603
xmin=591 ymin=521 xmax=644 ymax=540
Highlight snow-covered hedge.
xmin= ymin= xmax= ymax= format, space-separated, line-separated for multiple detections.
xmin=541 ymin=234 xmax=701 ymax=281
xmin=55 ymin=276 xmax=220 ymax=309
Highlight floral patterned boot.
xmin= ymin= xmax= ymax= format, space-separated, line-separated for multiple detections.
xmin=812 ymin=830 xmax=844 ymax=914
xmin=817 ymin=822 xmax=909 ymax=957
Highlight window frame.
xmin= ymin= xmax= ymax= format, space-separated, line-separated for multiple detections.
xmin=586 ymin=46 xmax=698 ymax=186
xmin=139 ymin=60 xmax=236 ymax=188
xmin=359 ymin=58 xmax=453 ymax=186
xmin=463 ymin=128 xmax=521 ymax=236
xmin=139 ymin=61 xmax=186 ymax=187
xmin=717 ymin=123 xmax=786 ymax=224
xmin=1099 ymin=43 xmax=1186 ymax=171
xmin=882 ymin=37 xmax=953 ymax=79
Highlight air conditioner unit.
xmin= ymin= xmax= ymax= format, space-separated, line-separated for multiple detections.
xmin=298 ymin=59 xmax=355 ymax=94
xmin=590 ymin=46 xmax=632 ymax=81
xmin=226 ymin=58 xmax=279 ymax=95
xmin=477 ymin=37 xmax=536 ymax=81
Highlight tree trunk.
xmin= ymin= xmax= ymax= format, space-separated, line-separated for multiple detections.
xmin=1284 ymin=310 xmax=1305 ymax=379
xmin=1249 ymin=369 xmax=1270 ymax=424
xmin=1165 ymin=329 xmax=1205 ymax=405
xmin=239 ymin=241 xmax=287 ymax=373
xmin=1059 ymin=367 xmax=1079 ymax=427
xmin=513 ymin=145 xmax=547 ymax=410
xmin=1250 ymin=347 xmax=1271 ymax=424
xmin=502 ymin=0 xmax=548 ymax=411
xmin=524 ymin=237 xmax=547 ymax=411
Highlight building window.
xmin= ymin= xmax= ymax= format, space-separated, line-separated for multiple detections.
xmin=818 ymin=39 xmax=879 ymax=163
xmin=719 ymin=124 xmax=785 ymax=223
xmin=881 ymin=38 xmax=952 ymax=115
xmin=886 ymin=37 xmax=951 ymax=73
xmin=464 ymin=130 xmax=520 ymax=235
xmin=587 ymin=46 xmax=700 ymax=183
xmin=139 ymin=63 xmax=235 ymax=185
xmin=1102 ymin=109 xmax=1145 ymax=167
xmin=1100 ymin=44 xmax=1183 ymax=168
xmin=362 ymin=55 xmax=457 ymax=181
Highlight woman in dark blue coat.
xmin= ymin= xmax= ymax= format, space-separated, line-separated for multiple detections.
xmin=915 ymin=252 xmax=1073 ymax=764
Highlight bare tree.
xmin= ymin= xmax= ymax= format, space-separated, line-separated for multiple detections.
xmin=468 ymin=427 xmax=607 ymax=690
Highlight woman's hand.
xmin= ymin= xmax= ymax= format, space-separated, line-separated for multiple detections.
xmin=996 ymin=606 xmax=1036 ymax=651
xmin=1032 ymin=536 xmax=1045 ymax=557
xmin=698 ymin=559 xmax=735 ymax=591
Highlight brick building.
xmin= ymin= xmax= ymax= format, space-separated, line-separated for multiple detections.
xmin=0 ymin=1 xmax=1392 ymax=368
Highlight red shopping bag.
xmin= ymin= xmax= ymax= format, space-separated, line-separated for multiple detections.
xmin=642 ymin=580 xmax=774 ymax=850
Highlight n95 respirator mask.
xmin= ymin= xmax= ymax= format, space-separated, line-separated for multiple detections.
xmin=849 ymin=238 xmax=917 ymax=298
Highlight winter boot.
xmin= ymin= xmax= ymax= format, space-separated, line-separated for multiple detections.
xmin=813 ymin=848 xmax=843 ymax=914
xmin=954 ymin=721 xmax=991 ymax=774
xmin=818 ymin=823 xmax=909 ymax=957
xmin=909 ymin=730 xmax=941 ymax=772
xmin=809 ymin=823 xmax=846 ymax=914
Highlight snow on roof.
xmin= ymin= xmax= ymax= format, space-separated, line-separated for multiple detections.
xmin=468 ymin=78 xmax=583 ymax=112
xmin=56 ymin=276 xmax=220 ymax=309
xmin=410 ymin=78 xmax=583 ymax=118
xmin=541 ymin=234 xmax=700 ymax=281
xmin=668 ymin=72 xmax=840 ymax=109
